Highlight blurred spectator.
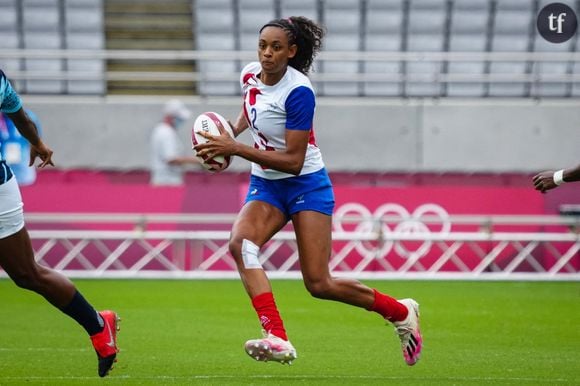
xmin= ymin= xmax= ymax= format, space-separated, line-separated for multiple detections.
xmin=0 ymin=109 xmax=42 ymax=185
xmin=149 ymin=99 xmax=200 ymax=186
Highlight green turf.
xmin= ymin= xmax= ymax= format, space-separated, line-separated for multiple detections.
xmin=0 ymin=279 xmax=578 ymax=385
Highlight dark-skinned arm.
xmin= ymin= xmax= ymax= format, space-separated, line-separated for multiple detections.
xmin=194 ymin=128 xmax=309 ymax=176
xmin=6 ymin=108 xmax=54 ymax=168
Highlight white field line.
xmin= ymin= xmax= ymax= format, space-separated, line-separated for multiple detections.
xmin=0 ymin=347 xmax=89 ymax=352
xmin=0 ymin=375 xmax=573 ymax=383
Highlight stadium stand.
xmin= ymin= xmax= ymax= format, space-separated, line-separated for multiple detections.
xmin=320 ymin=0 xmax=362 ymax=96
xmin=22 ymin=0 xmax=65 ymax=94
xmin=190 ymin=0 xmax=580 ymax=98
xmin=0 ymin=0 xmax=20 ymax=80
xmin=405 ymin=1 xmax=448 ymax=97
xmin=194 ymin=1 xmax=237 ymax=95
xmin=65 ymin=0 xmax=106 ymax=94
xmin=362 ymin=2 xmax=403 ymax=96
xmin=105 ymin=0 xmax=195 ymax=95
xmin=446 ymin=0 xmax=489 ymax=97
xmin=2 ymin=0 xmax=580 ymax=97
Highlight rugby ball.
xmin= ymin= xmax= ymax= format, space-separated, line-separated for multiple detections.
xmin=191 ymin=111 xmax=234 ymax=172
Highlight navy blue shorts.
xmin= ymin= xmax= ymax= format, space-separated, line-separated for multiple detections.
xmin=244 ymin=168 xmax=335 ymax=219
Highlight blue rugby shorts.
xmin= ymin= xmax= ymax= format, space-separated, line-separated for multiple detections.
xmin=244 ymin=168 xmax=335 ymax=219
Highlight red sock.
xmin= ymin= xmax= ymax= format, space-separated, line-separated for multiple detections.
xmin=251 ymin=292 xmax=288 ymax=341
xmin=367 ymin=289 xmax=408 ymax=322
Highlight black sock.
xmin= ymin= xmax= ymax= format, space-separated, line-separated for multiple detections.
xmin=60 ymin=291 xmax=104 ymax=336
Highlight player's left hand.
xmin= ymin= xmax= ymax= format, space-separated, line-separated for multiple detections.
xmin=194 ymin=130 xmax=237 ymax=160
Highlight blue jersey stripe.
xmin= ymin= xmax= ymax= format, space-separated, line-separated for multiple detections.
xmin=285 ymin=86 xmax=315 ymax=130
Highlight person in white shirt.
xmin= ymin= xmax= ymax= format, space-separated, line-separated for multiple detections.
xmin=150 ymin=99 xmax=199 ymax=186
xmin=194 ymin=16 xmax=422 ymax=367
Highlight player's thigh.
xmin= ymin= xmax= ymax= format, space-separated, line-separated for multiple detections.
xmin=0 ymin=227 xmax=36 ymax=278
xmin=291 ymin=210 xmax=333 ymax=281
xmin=231 ymin=200 xmax=288 ymax=247
xmin=0 ymin=177 xmax=32 ymax=274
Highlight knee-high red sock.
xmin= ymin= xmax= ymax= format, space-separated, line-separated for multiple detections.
xmin=367 ymin=289 xmax=408 ymax=322
xmin=251 ymin=292 xmax=288 ymax=341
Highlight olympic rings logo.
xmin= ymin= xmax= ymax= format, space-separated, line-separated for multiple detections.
xmin=333 ymin=203 xmax=451 ymax=260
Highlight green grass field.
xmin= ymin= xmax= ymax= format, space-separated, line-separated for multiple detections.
xmin=0 ymin=279 xmax=578 ymax=385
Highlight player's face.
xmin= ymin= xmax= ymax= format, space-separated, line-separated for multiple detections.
xmin=258 ymin=26 xmax=297 ymax=75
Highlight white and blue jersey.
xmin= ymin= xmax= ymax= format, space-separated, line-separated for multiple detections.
xmin=240 ymin=62 xmax=325 ymax=180
xmin=240 ymin=63 xmax=334 ymax=217
xmin=0 ymin=70 xmax=21 ymax=185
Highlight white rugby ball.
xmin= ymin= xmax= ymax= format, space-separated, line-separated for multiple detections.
xmin=191 ymin=111 xmax=234 ymax=172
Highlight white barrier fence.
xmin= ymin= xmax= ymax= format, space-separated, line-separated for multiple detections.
xmin=1 ymin=213 xmax=577 ymax=281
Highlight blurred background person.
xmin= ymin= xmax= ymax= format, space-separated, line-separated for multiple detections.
xmin=149 ymin=99 xmax=200 ymax=186
xmin=0 ymin=109 xmax=42 ymax=186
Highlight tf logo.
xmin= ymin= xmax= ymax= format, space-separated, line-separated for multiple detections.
xmin=537 ymin=2 xmax=578 ymax=43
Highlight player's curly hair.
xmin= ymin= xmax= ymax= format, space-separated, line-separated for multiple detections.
xmin=259 ymin=16 xmax=325 ymax=75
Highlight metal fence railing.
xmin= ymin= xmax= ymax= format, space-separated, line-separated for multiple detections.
xmin=2 ymin=212 xmax=576 ymax=280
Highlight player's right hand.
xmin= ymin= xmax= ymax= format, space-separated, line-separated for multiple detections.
xmin=30 ymin=141 xmax=55 ymax=168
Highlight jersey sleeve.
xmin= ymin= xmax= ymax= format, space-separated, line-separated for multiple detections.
xmin=0 ymin=71 xmax=23 ymax=114
xmin=285 ymin=86 xmax=315 ymax=131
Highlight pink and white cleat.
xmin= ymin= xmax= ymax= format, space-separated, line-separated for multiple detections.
xmin=244 ymin=331 xmax=297 ymax=365
xmin=393 ymin=299 xmax=422 ymax=366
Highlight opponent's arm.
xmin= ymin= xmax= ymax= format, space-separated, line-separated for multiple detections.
xmin=6 ymin=108 xmax=54 ymax=168
xmin=532 ymin=164 xmax=580 ymax=192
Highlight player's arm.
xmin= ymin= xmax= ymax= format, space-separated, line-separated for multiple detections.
xmin=233 ymin=129 xmax=309 ymax=175
xmin=532 ymin=164 xmax=580 ymax=192
xmin=563 ymin=164 xmax=580 ymax=182
xmin=6 ymin=108 xmax=54 ymax=168
xmin=230 ymin=109 xmax=249 ymax=138
xmin=195 ymin=128 xmax=308 ymax=175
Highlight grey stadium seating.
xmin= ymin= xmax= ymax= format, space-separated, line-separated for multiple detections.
xmin=3 ymin=0 xmax=580 ymax=98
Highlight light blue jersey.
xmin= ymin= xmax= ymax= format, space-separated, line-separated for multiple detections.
xmin=0 ymin=110 xmax=41 ymax=185
xmin=0 ymin=70 xmax=22 ymax=183
xmin=0 ymin=70 xmax=23 ymax=162
xmin=0 ymin=70 xmax=22 ymax=115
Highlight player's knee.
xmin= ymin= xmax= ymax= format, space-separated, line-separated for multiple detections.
xmin=229 ymin=237 xmax=262 ymax=269
xmin=305 ymin=278 xmax=334 ymax=300
xmin=228 ymin=236 xmax=243 ymax=260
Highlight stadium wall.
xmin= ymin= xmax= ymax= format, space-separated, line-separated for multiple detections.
xmin=20 ymin=169 xmax=580 ymax=277
xmin=24 ymin=96 xmax=580 ymax=173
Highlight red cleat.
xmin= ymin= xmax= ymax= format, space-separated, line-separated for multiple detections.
xmin=90 ymin=310 xmax=120 ymax=377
